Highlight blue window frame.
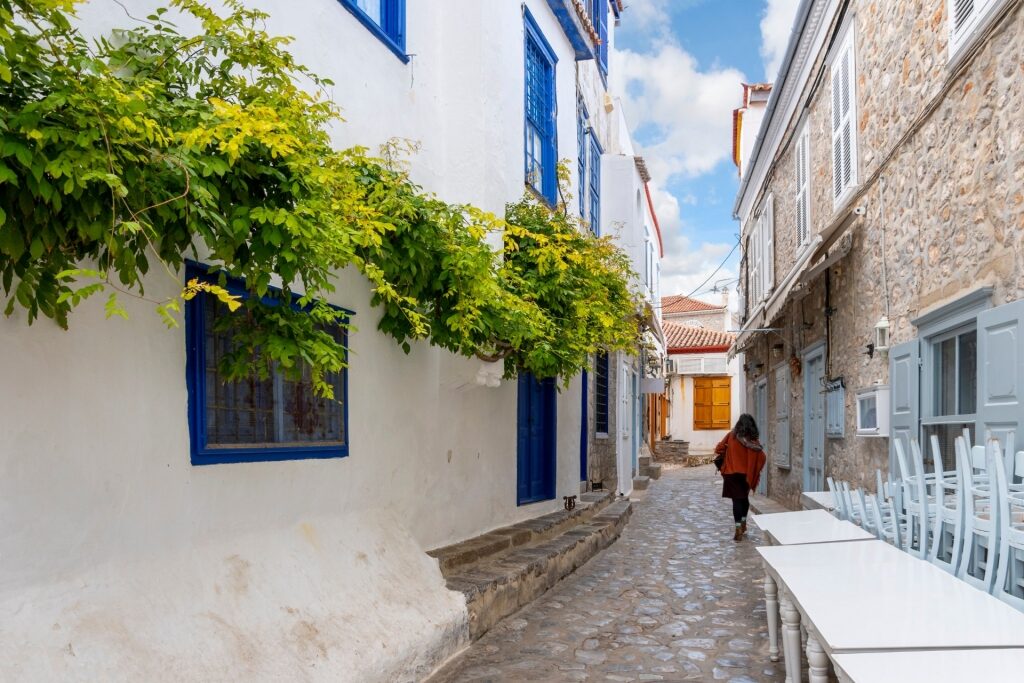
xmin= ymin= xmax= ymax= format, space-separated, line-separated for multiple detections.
xmin=591 ymin=0 xmax=609 ymax=78
xmin=338 ymin=0 xmax=407 ymax=62
xmin=524 ymin=9 xmax=558 ymax=204
xmin=595 ymin=351 xmax=610 ymax=434
xmin=577 ymin=95 xmax=588 ymax=219
xmin=184 ymin=263 xmax=350 ymax=466
xmin=588 ymin=133 xmax=602 ymax=235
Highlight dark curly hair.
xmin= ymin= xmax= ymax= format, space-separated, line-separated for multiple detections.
xmin=734 ymin=413 xmax=759 ymax=441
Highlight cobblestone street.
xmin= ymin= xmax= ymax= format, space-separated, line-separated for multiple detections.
xmin=430 ymin=466 xmax=784 ymax=682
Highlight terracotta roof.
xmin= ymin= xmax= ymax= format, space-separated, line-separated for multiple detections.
xmin=664 ymin=321 xmax=736 ymax=353
xmin=661 ymin=295 xmax=723 ymax=315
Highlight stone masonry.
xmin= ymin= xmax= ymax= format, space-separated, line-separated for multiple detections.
xmin=737 ymin=1 xmax=1024 ymax=509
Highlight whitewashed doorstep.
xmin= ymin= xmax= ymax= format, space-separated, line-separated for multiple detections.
xmin=750 ymin=509 xmax=872 ymax=545
xmin=758 ymin=540 xmax=1024 ymax=651
xmin=833 ymin=648 xmax=1024 ymax=683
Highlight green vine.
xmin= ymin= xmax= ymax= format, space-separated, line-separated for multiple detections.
xmin=0 ymin=0 xmax=643 ymax=395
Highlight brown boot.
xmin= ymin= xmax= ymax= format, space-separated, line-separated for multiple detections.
xmin=733 ymin=526 xmax=742 ymax=542
xmin=740 ymin=520 xmax=748 ymax=536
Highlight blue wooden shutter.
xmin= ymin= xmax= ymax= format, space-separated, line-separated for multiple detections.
xmin=976 ymin=299 xmax=1024 ymax=447
xmin=889 ymin=338 xmax=920 ymax=475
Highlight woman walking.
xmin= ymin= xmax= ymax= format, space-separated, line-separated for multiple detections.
xmin=714 ymin=414 xmax=767 ymax=541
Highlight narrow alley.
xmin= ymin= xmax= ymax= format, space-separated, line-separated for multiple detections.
xmin=429 ymin=466 xmax=783 ymax=682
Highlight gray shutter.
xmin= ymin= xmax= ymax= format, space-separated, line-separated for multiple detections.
xmin=774 ymin=366 xmax=790 ymax=468
xmin=976 ymin=299 xmax=1024 ymax=448
xmin=889 ymin=338 xmax=920 ymax=476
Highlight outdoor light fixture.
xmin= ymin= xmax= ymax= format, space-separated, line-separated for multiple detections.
xmin=874 ymin=316 xmax=890 ymax=356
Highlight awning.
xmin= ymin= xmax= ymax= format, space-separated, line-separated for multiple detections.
xmin=800 ymin=228 xmax=854 ymax=285
xmin=729 ymin=308 xmax=765 ymax=359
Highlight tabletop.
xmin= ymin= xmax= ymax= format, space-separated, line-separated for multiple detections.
xmin=801 ymin=490 xmax=836 ymax=511
xmin=757 ymin=540 xmax=1024 ymax=651
xmin=832 ymin=648 xmax=1024 ymax=683
xmin=750 ymin=509 xmax=873 ymax=545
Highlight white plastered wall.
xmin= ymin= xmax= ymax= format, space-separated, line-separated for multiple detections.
xmin=0 ymin=1 xmax=589 ymax=681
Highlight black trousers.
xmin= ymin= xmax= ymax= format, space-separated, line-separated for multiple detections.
xmin=732 ymin=497 xmax=750 ymax=523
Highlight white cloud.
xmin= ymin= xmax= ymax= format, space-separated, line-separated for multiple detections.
xmin=647 ymin=181 xmax=737 ymax=303
xmin=613 ymin=44 xmax=745 ymax=181
xmin=760 ymin=0 xmax=802 ymax=82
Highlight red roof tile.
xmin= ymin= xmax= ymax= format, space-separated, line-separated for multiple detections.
xmin=663 ymin=321 xmax=735 ymax=353
xmin=661 ymin=295 xmax=723 ymax=315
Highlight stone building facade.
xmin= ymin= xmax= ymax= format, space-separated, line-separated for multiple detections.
xmin=733 ymin=0 xmax=1024 ymax=509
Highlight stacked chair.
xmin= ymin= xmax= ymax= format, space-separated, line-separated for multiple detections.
xmin=827 ymin=432 xmax=1024 ymax=611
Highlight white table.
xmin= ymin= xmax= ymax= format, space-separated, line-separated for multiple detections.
xmin=751 ymin=509 xmax=875 ymax=667
xmin=751 ymin=509 xmax=872 ymax=546
xmin=832 ymin=649 xmax=1024 ymax=683
xmin=759 ymin=540 xmax=1024 ymax=683
xmin=801 ymin=490 xmax=836 ymax=511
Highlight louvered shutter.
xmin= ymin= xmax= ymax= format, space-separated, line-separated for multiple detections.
xmin=949 ymin=0 xmax=995 ymax=56
xmin=774 ymin=366 xmax=791 ymax=468
xmin=748 ymin=225 xmax=760 ymax=305
xmin=831 ymin=31 xmax=858 ymax=204
xmin=762 ymin=196 xmax=775 ymax=294
xmin=889 ymin=338 xmax=920 ymax=477
xmin=795 ymin=127 xmax=810 ymax=246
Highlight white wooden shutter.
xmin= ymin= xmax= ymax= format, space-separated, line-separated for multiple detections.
xmin=774 ymin=365 xmax=791 ymax=468
xmin=831 ymin=30 xmax=858 ymax=204
xmin=762 ymin=195 xmax=775 ymax=294
xmin=949 ymin=0 xmax=995 ymax=57
xmin=748 ymin=224 xmax=760 ymax=305
xmin=976 ymin=299 xmax=1024 ymax=448
xmin=795 ymin=126 xmax=810 ymax=246
xmin=889 ymin=338 xmax=920 ymax=477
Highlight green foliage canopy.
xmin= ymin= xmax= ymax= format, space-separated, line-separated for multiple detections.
xmin=0 ymin=0 xmax=644 ymax=394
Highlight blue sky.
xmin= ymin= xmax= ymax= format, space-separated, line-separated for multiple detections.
xmin=611 ymin=0 xmax=799 ymax=304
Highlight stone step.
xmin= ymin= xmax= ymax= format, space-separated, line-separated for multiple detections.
xmin=644 ymin=463 xmax=663 ymax=480
xmin=632 ymin=475 xmax=651 ymax=490
xmin=428 ymin=490 xmax=615 ymax=577
xmin=638 ymin=455 xmax=651 ymax=469
xmin=446 ymin=500 xmax=633 ymax=640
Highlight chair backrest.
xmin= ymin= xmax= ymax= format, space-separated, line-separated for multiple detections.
xmin=991 ymin=443 xmax=1024 ymax=611
xmin=827 ymin=476 xmax=845 ymax=520
xmin=855 ymin=486 xmax=875 ymax=533
xmin=958 ymin=439 xmax=1003 ymax=593
xmin=929 ymin=435 xmax=965 ymax=574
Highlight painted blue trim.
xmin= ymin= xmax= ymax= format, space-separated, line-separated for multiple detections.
xmin=580 ymin=369 xmax=589 ymax=481
xmin=588 ymin=131 xmax=602 ymax=236
xmin=543 ymin=0 xmax=594 ymax=60
xmin=184 ymin=262 xmax=351 ymax=467
xmin=524 ymin=7 xmax=559 ymax=205
xmin=516 ymin=372 xmax=558 ymax=505
xmin=337 ymin=0 xmax=409 ymax=63
xmin=592 ymin=0 xmax=609 ymax=78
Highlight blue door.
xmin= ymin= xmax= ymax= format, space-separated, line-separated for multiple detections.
xmin=518 ymin=373 xmax=557 ymax=505
xmin=580 ymin=370 xmax=589 ymax=482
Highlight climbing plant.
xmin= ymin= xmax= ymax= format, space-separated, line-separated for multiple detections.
xmin=0 ymin=0 xmax=642 ymax=395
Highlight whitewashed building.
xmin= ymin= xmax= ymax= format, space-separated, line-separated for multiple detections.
xmin=0 ymin=1 xmax=656 ymax=681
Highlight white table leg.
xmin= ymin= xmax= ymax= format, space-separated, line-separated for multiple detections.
xmin=806 ymin=633 xmax=829 ymax=683
xmin=764 ymin=573 xmax=780 ymax=662
xmin=780 ymin=595 xmax=802 ymax=683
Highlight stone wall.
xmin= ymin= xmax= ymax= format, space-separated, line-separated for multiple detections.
xmin=738 ymin=1 xmax=1024 ymax=509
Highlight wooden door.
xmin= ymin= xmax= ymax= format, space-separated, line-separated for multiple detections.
xmin=517 ymin=372 xmax=557 ymax=505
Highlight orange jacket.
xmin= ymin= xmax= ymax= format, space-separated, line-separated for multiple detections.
xmin=714 ymin=431 xmax=767 ymax=492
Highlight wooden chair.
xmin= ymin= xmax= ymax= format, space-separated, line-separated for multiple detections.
xmin=867 ymin=492 xmax=901 ymax=547
xmin=894 ymin=439 xmax=932 ymax=559
xmin=827 ymin=476 xmax=847 ymax=521
xmin=840 ymin=481 xmax=866 ymax=527
xmin=928 ymin=434 xmax=965 ymax=575
xmin=993 ymin=448 xmax=1024 ymax=611
xmin=958 ymin=439 xmax=1002 ymax=594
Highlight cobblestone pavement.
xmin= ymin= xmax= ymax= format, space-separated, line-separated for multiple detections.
xmin=429 ymin=465 xmax=784 ymax=682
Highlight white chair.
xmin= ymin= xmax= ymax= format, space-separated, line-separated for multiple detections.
xmin=993 ymin=449 xmax=1024 ymax=611
xmin=866 ymin=492 xmax=901 ymax=547
xmin=841 ymin=481 xmax=866 ymax=528
xmin=929 ymin=434 xmax=966 ymax=575
xmin=855 ymin=486 xmax=877 ymax=536
xmin=875 ymin=468 xmax=906 ymax=543
xmin=827 ymin=477 xmax=847 ymax=521
xmin=894 ymin=439 xmax=932 ymax=559
xmin=958 ymin=439 xmax=1002 ymax=594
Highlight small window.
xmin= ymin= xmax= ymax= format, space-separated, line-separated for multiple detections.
xmin=577 ymin=96 xmax=588 ymax=219
xmin=949 ymin=0 xmax=1005 ymax=62
xmin=338 ymin=0 xmax=406 ymax=60
xmin=856 ymin=385 xmax=890 ymax=437
xmin=525 ymin=10 xmax=558 ymax=204
xmin=595 ymin=351 xmax=610 ymax=435
xmin=588 ymin=133 xmax=602 ymax=234
xmin=185 ymin=265 xmax=349 ymax=465
xmin=825 ymin=381 xmax=845 ymax=438
xmin=830 ymin=24 xmax=858 ymax=206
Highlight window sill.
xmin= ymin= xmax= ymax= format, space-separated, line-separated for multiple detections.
xmin=596 ymin=432 xmax=610 ymax=440
xmin=192 ymin=445 xmax=348 ymax=466
xmin=831 ymin=185 xmax=861 ymax=217
xmin=946 ymin=0 xmax=1012 ymax=73
xmin=525 ymin=182 xmax=557 ymax=210
xmin=338 ymin=1 xmax=409 ymax=64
